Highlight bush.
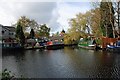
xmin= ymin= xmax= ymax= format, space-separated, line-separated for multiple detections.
xmin=1 ymin=69 xmax=14 ymax=80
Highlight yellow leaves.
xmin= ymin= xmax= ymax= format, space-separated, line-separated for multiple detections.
xmin=90 ymin=8 xmax=102 ymax=37
xmin=16 ymin=16 xmax=39 ymax=32
xmin=65 ymin=12 xmax=92 ymax=44
xmin=24 ymin=32 xmax=30 ymax=37
xmin=66 ymin=7 xmax=103 ymax=44
xmin=64 ymin=30 xmax=87 ymax=44
xmin=18 ymin=16 xmax=30 ymax=27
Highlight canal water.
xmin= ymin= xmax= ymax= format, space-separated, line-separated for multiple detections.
xmin=2 ymin=47 xmax=120 ymax=78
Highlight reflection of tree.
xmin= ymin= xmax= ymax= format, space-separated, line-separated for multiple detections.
xmin=63 ymin=47 xmax=116 ymax=78
xmin=93 ymin=51 xmax=116 ymax=78
xmin=64 ymin=48 xmax=117 ymax=78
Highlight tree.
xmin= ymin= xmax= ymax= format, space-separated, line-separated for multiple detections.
xmin=91 ymin=1 xmax=100 ymax=9
xmin=108 ymin=2 xmax=116 ymax=38
xmin=60 ymin=29 xmax=65 ymax=36
xmin=112 ymin=1 xmax=120 ymax=37
xmin=13 ymin=16 xmax=39 ymax=32
xmin=90 ymin=8 xmax=103 ymax=37
xmin=100 ymin=1 xmax=115 ymax=38
xmin=117 ymin=1 xmax=120 ymax=35
xmin=29 ymin=29 xmax=35 ymax=39
xmin=61 ymin=29 xmax=65 ymax=33
xmin=64 ymin=12 xmax=92 ymax=44
xmin=69 ymin=13 xmax=90 ymax=35
xmin=53 ymin=32 xmax=59 ymax=36
xmin=29 ymin=19 xmax=39 ymax=32
xmin=16 ymin=16 xmax=31 ymax=32
xmin=24 ymin=32 xmax=30 ymax=38
xmin=38 ymin=24 xmax=50 ymax=38
xmin=16 ymin=22 xmax=25 ymax=46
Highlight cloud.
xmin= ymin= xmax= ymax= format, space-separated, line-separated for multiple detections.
xmin=1 ymin=0 xmax=103 ymax=2
xmin=48 ymin=6 xmax=61 ymax=33
xmin=20 ymin=2 xmax=57 ymax=23
xmin=57 ymin=2 xmax=91 ymax=32
xmin=0 ymin=2 xmax=57 ymax=27
xmin=0 ymin=2 xmax=92 ymax=33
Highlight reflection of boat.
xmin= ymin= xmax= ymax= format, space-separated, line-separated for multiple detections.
xmin=46 ymin=41 xmax=64 ymax=50
xmin=1 ymin=42 xmax=24 ymax=51
xmin=78 ymin=38 xmax=96 ymax=50
xmin=25 ymin=46 xmax=45 ymax=50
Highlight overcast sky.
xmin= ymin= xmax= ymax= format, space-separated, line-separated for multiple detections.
xmin=0 ymin=1 xmax=92 ymax=34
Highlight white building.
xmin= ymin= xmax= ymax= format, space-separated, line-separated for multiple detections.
xmin=0 ymin=24 xmax=16 ymax=40
xmin=0 ymin=24 xmax=2 ymax=41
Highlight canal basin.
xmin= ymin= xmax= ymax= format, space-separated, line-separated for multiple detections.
xmin=2 ymin=46 xmax=120 ymax=78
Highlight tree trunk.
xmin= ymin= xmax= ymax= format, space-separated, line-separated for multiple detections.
xmin=108 ymin=3 xmax=115 ymax=38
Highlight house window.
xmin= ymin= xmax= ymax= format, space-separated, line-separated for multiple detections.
xmin=9 ymin=33 xmax=14 ymax=35
xmin=2 ymin=31 xmax=4 ymax=34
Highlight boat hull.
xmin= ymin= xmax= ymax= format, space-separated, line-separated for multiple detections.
xmin=107 ymin=46 xmax=120 ymax=53
xmin=78 ymin=44 xmax=96 ymax=50
xmin=2 ymin=47 xmax=24 ymax=51
xmin=46 ymin=44 xmax=64 ymax=50
xmin=25 ymin=46 xmax=45 ymax=50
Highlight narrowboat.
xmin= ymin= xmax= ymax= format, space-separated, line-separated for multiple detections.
xmin=106 ymin=40 xmax=120 ymax=53
xmin=45 ymin=41 xmax=64 ymax=50
xmin=78 ymin=38 xmax=96 ymax=50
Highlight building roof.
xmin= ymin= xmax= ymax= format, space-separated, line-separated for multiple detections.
xmin=49 ymin=35 xmax=63 ymax=41
xmin=0 ymin=25 xmax=16 ymax=32
xmin=0 ymin=24 xmax=3 ymax=27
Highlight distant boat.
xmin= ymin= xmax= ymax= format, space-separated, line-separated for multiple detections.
xmin=45 ymin=41 xmax=64 ymax=50
xmin=24 ymin=42 xmax=45 ymax=50
xmin=78 ymin=38 xmax=96 ymax=50
xmin=106 ymin=40 xmax=120 ymax=53
xmin=107 ymin=45 xmax=120 ymax=53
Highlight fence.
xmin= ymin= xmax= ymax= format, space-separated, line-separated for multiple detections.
xmin=102 ymin=37 xmax=117 ymax=49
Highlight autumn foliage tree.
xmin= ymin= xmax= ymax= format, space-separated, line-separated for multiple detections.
xmin=64 ymin=13 xmax=88 ymax=44
xmin=90 ymin=8 xmax=102 ymax=37
xmin=38 ymin=24 xmax=50 ymax=38
xmin=13 ymin=16 xmax=39 ymax=32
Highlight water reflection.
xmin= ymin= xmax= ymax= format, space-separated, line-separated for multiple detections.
xmin=2 ymin=47 xmax=120 ymax=78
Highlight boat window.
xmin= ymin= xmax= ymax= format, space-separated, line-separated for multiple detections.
xmin=117 ymin=41 xmax=120 ymax=46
